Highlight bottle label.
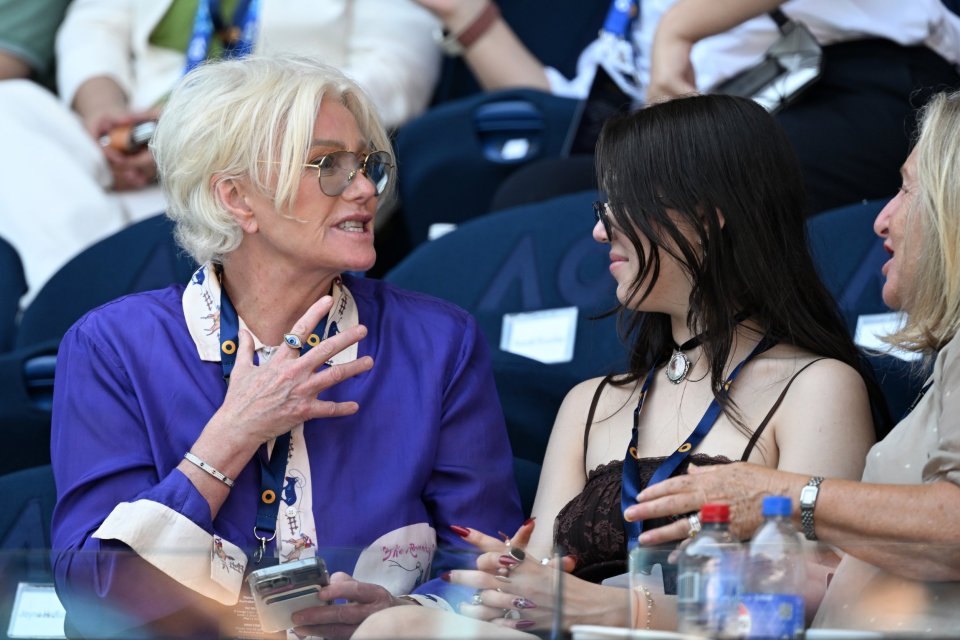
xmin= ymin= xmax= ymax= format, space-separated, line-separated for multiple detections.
xmin=678 ymin=570 xmax=740 ymax=636
xmin=739 ymin=593 xmax=804 ymax=639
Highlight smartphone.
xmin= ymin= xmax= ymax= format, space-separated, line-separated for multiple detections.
xmin=247 ymin=557 xmax=330 ymax=632
xmin=709 ymin=57 xmax=784 ymax=99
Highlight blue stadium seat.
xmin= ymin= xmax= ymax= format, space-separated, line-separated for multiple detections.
xmin=0 ymin=465 xmax=58 ymax=636
xmin=0 ymin=235 xmax=26 ymax=353
xmin=396 ymin=88 xmax=580 ymax=248
xmin=0 ymin=215 xmax=196 ymax=475
xmin=385 ymin=190 xmax=627 ymax=514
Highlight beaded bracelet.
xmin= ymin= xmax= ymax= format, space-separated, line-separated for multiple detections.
xmin=183 ymin=452 xmax=234 ymax=488
xmin=632 ymin=585 xmax=654 ymax=630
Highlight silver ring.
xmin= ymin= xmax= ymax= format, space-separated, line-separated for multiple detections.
xmin=687 ymin=514 xmax=702 ymax=538
xmin=471 ymin=590 xmax=483 ymax=606
xmin=503 ymin=609 xmax=521 ymax=620
xmin=283 ymin=333 xmax=304 ymax=349
xmin=539 ymin=557 xmax=551 ymax=566
xmin=507 ymin=547 xmax=526 ymax=563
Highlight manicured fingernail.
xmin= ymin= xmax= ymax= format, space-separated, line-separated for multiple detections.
xmin=513 ymin=597 xmax=537 ymax=609
xmin=494 ymin=575 xmax=511 ymax=583
xmin=499 ymin=555 xmax=520 ymax=567
xmin=515 ymin=620 xmax=536 ymax=629
xmin=440 ymin=571 xmax=451 ymax=582
xmin=498 ymin=531 xmax=511 ymax=543
xmin=450 ymin=525 xmax=471 ymax=538
xmin=522 ymin=517 xmax=536 ymax=527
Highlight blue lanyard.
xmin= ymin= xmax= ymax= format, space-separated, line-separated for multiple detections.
xmin=602 ymin=0 xmax=638 ymax=38
xmin=185 ymin=0 xmax=261 ymax=73
xmin=621 ymin=336 xmax=776 ymax=545
xmin=217 ymin=273 xmax=332 ymax=563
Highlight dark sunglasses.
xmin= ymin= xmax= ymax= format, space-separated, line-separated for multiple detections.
xmin=303 ymin=150 xmax=393 ymax=197
xmin=593 ymin=201 xmax=614 ymax=239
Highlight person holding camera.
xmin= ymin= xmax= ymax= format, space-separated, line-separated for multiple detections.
xmin=0 ymin=0 xmax=441 ymax=310
xmin=49 ymin=54 xmax=522 ymax=639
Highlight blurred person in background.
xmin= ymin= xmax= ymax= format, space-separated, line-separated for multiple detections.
xmin=0 ymin=0 xmax=440 ymax=310
xmin=0 ymin=0 xmax=71 ymax=88
xmin=409 ymin=0 xmax=960 ymax=217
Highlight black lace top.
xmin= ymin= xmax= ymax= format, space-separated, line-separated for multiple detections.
xmin=552 ymin=362 xmax=822 ymax=590
xmin=553 ymin=455 xmax=732 ymax=589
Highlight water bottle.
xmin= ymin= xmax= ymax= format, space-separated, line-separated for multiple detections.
xmin=739 ymin=496 xmax=806 ymax=639
xmin=676 ymin=503 xmax=742 ymax=638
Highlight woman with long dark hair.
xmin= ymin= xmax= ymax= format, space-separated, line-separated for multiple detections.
xmin=353 ymin=94 xmax=881 ymax=636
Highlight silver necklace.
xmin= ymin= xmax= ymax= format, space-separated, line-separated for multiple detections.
xmin=665 ymin=335 xmax=702 ymax=384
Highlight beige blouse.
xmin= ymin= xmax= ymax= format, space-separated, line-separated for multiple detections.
xmin=813 ymin=332 xmax=960 ymax=633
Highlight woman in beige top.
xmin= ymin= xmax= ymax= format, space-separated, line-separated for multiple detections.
xmin=628 ymin=89 xmax=960 ymax=634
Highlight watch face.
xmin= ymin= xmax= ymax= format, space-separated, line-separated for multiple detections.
xmin=800 ymin=485 xmax=818 ymax=506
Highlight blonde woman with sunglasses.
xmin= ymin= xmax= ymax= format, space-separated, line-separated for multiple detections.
xmin=49 ymin=54 xmax=522 ymax=640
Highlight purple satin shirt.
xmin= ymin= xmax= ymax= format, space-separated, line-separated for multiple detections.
xmin=50 ymin=274 xmax=522 ymax=636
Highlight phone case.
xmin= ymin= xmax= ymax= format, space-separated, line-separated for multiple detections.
xmin=247 ymin=557 xmax=330 ymax=632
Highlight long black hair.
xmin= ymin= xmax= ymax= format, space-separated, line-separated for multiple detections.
xmin=595 ymin=94 xmax=890 ymax=434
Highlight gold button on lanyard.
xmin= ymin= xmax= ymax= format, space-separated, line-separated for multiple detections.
xmin=217 ymin=276 xmax=324 ymax=564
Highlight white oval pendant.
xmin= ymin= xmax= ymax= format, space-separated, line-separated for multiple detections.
xmin=665 ymin=351 xmax=691 ymax=384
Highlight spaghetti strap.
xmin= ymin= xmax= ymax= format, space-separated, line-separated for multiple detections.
xmin=583 ymin=374 xmax=616 ymax=472
xmin=741 ymin=358 xmax=827 ymax=461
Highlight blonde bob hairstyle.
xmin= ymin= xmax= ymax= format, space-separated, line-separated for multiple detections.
xmin=150 ymin=54 xmax=394 ymax=266
xmin=887 ymin=89 xmax=960 ymax=353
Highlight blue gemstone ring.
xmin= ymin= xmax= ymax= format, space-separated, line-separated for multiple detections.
xmin=283 ymin=333 xmax=304 ymax=350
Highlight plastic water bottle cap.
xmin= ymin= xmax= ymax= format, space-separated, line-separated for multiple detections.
xmin=699 ymin=503 xmax=730 ymax=523
xmin=761 ymin=495 xmax=792 ymax=517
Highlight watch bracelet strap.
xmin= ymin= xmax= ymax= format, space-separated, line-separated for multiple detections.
xmin=184 ymin=451 xmax=235 ymax=488
xmin=448 ymin=2 xmax=501 ymax=51
xmin=800 ymin=476 xmax=823 ymax=540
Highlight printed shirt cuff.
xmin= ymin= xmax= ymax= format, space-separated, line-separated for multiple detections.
xmin=400 ymin=594 xmax=454 ymax=611
xmin=93 ymin=499 xmax=247 ymax=605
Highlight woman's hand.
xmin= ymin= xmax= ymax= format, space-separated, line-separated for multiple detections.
xmin=217 ymin=295 xmax=375 ymax=447
xmin=292 ymin=572 xmax=400 ymax=640
xmin=450 ymin=520 xmax=627 ymax=629
xmin=624 ymin=462 xmax=802 ymax=544
xmin=180 ymin=295 xmax=374 ymax=516
xmin=97 ymin=107 xmax=163 ymax=191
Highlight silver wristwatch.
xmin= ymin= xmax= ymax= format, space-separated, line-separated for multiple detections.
xmin=799 ymin=476 xmax=824 ymax=540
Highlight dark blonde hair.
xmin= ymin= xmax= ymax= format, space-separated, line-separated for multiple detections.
xmin=886 ymin=90 xmax=960 ymax=353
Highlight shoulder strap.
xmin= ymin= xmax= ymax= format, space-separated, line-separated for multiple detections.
xmin=583 ymin=374 xmax=616 ymax=471
xmin=741 ymin=357 xmax=826 ymax=461
xmin=769 ymin=8 xmax=790 ymax=32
